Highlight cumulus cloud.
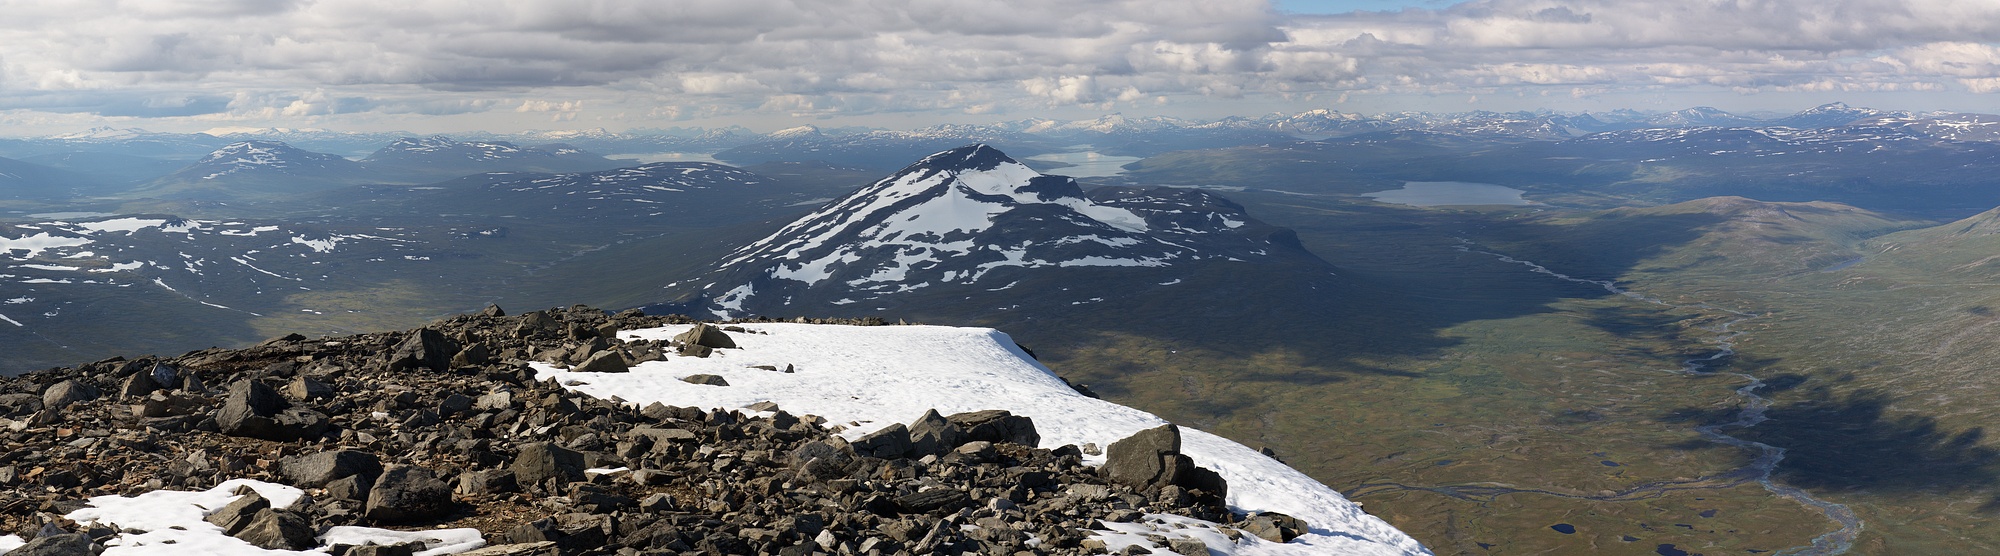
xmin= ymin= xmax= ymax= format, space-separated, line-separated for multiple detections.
xmin=0 ymin=0 xmax=1994 ymax=130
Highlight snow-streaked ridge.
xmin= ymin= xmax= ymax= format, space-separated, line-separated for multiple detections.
xmin=534 ymin=322 xmax=1431 ymax=556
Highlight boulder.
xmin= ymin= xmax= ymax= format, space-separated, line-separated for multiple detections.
xmin=1100 ymin=424 xmax=1180 ymax=489
xmin=946 ymin=409 xmax=1039 ymax=447
xmin=9 ymin=533 xmax=91 ymax=556
xmin=852 ymin=423 xmax=912 ymax=459
xmin=41 ymin=380 xmax=97 ymax=411
xmin=364 ymin=465 xmax=454 ymax=523
xmin=389 ymin=328 xmax=459 ymax=372
xmin=218 ymin=379 xmax=329 ymax=441
xmin=572 ymin=350 xmax=629 ymax=374
xmin=907 ymin=409 xmax=965 ymax=456
xmin=674 ymin=323 xmax=737 ymax=349
xmin=203 ymin=490 xmax=271 ymax=535
xmin=116 ymin=371 xmax=162 ymax=399
xmin=681 ymin=374 xmax=729 ymax=386
xmin=234 ymin=509 xmax=317 ymax=550
xmin=896 ymin=488 xmax=973 ymax=514
xmin=282 ymin=450 xmax=383 ymax=488
xmin=1100 ymin=424 xmax=1227 ymax=500
xmin=511 ymin=442 xmax=586 ymax=486
xmin=283 ymin=376 xmax=334 ymax=401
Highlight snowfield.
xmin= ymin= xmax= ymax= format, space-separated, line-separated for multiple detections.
xmin=534 ymin=322 xmax=1431 ymax=556
xmin=39 ymin=479 xmax=484 ymax=555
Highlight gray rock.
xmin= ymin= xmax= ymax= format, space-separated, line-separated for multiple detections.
xmin=1101 ymin=424 xmax=1180 ymax=489
xmin=9 ymin=532 xmax=91 ymax=556
xmin=511 ymin=442 xmax=586 ymax=486
xmin=390 ymin=328 xmax=460 ymax=372
xmin=203 ymin=489 xmax=270 ymax=535
xmin=907 ymin=409 xmax=965 ymax=456
xmin=1242 ymin=513 xmax=1304 ymax=543
xmin=41 ymin=380 xmax=97 ymax=411
xmin=456 ymin=469 xmax=519 ymax=496
xmin=218 ymin=380 xmax=329 ymax=441
xmin=896 ymin=488 xmax=973 ymax=514
xmin=947 ymin=409 xmax=1040 ymax=447
xmin=364 ymin=465 xmax=454 ymax=523
xmin=347 ymin=544 xmax=417 ymax=556
xmin=325 ymin=474 xmax=374 ymax=502
xmin=680 ymin=374 xmax=729 ymax=386
xmin=116 ymin=371 xmax=162 ymax=399
xmin=456 ymin=542 xmax=559 ymax=556
xmin=852 ymin=423 xmax=912 ymax=459
xmin=283 ymin=376 xmax=334 ymax=401
xmin=674 ymin=323 xmax=737 ymax=349
xmin=282 ymin=450 xmax=382 ymax=488
xmin=233 ymin=509 xmax=317 ymax=550
xmin=572 ymin=350 xmax=629 ymax=373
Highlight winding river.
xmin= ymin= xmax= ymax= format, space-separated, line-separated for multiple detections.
xmin=1347 ymin=240 xmax=1862 ymax=555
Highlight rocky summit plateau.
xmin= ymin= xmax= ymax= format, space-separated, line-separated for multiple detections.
xmin=0 ymin=304 xmax=1425 ymax=556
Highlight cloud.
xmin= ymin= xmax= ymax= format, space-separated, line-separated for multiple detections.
xmin=0 ymin=0 xmax=1995 ymax=130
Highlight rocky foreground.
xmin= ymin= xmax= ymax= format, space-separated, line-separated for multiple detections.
xmin=0 ymin=305 xmax=1304 ymax=555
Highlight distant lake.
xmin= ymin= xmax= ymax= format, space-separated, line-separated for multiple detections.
xmin=1026 ymin=151 xmax=1142 ymax=178
xmin=611 ymin=152 xmax=730 ymax=165
xmin=1363 ymin=182 xmax=1532 ymax=207
xmin=25 ymin=212 xmax=117 ymax=220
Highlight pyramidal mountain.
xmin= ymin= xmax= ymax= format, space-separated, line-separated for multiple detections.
xmin=657 ymin=145 xmax=1334 ymax=320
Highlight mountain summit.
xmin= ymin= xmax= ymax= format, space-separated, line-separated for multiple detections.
xmin=662 ymin=144 xmax=1323 ymax=318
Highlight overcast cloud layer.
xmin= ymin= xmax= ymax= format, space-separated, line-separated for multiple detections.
xmin=0 ymin=0 xmax=1996 ymax=133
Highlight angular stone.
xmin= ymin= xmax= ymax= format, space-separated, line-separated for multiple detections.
xmin=365 ymin=465 xmax=454 ymax=523
xmin=456 ymin=469 xmax=519 ymax=496
xmin=389 ymin=328 xmax=460 ymax=372
xmin=674 ymin=323 xmax=737 ymax=349
xmin=9 ymin=532 xmax=91 ymax=556
xmin=680 ymin=374 xmax=729 ymax=386
xmin=852 ymin=423 xmax=912 ymax=459
xmin=41 ymin=380 xmax=98 ymax=411
xmin=283 ymin=376 xmax=334 ymax=401
xmin=234 ymin=509 xmax=317 ymax=550
xmin=204 ymin=490 xmax=271 ymax=535
xmin=511 ymin=442 xmax=586 ymax=486
xmin=1101 ymin=424 xmax=1180 ymax=489
xmin=325 ymin=474 xmax=374 ymax=502
xmin=457 ymin=543 xmax=559 ymax=556
xmin=282 ymin=450 xmax=383 ymax=488
xmin=907 ymin=409 xmax=965 ymax=456
xmin=347 ymin=544 xmax=417 ymax=556
xmin=116 ymin=371 xmax=163 ymax=399
xmin=572 ymin=350 xmax=629 ymax=374
xmin=946 ymin=409 xmax=1040 ymax=448
xmin=896 ymin=488 xmax=973 ymax=514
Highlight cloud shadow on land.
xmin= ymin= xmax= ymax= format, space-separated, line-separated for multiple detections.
xmin=1662 ymin=383 xmax=2000 ymax=495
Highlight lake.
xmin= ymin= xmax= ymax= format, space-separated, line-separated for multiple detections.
xmin=1363 ymin=181 xmax=1532 ymax=207
xmin=1025 ymin=151 xmax=1142 ymax=178
xmin=609 ymin=152 xmax=730 ymax=165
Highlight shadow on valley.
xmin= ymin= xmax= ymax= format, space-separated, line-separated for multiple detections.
xmin=1664 ymin=383 xmax=2000 ymax=496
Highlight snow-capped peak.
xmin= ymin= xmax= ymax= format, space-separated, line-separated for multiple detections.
xmin=671 ymin=145 xmax=1307 ymax=318
xmin=769 ymin=125 xmax=823 ymax=140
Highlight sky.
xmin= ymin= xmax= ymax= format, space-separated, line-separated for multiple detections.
xmin=0 ymin=0 xmax=1996 ymax=135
